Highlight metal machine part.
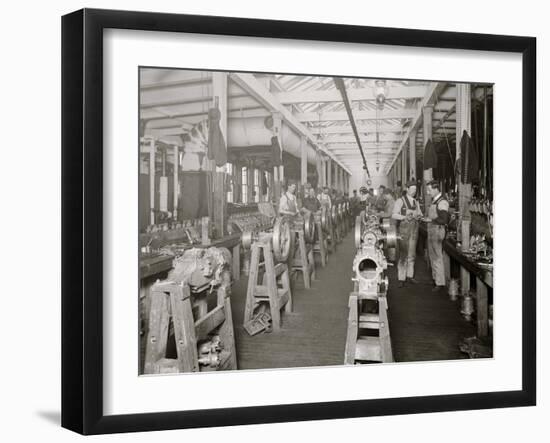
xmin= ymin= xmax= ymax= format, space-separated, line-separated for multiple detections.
xmin=314 ymin=206 xmax=329 ymax=233
xmin=355 ymin=213 xmax=398 ymax=250
xmin=302 ymin=211 xmax=315 ymax=243
xmin=345 ymin=210 xmax=395 ymax=365
xmin=331 ymin=205 xmax=338 ymax=225
xmin=241 ymin=216 xmax=291 ymax=262
xmin=168 ymin=246 xmax=232 ymax=289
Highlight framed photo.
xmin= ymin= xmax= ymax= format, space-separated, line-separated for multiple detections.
xmin=62 ymin=8 xmax=536 ymax=435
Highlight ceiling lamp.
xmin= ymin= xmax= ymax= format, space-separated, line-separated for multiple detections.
xmin=374 ymin=80 xmax=389 ymax=109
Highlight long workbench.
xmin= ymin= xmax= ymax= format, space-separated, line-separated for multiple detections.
xmin=419 ymin=224 xmax=493 ymax=338
xmin=139 ymin=230 xmax=242 ymax=281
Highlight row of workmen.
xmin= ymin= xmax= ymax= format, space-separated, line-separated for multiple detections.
xmin=350 ymin=180 xmax=451 ymax=293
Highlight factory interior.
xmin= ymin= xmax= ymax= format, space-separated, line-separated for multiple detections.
xmin=139 ymin=69 xmax=493 ymax=374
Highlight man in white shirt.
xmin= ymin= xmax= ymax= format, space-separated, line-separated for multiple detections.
xmin=278 ymin=181 xmax=299 ymax=216
xmin=392 ymin=180 xmax=423 ymax=287
xmin=317 ymin=186 xmax=332 ymax=209
xmin=425 ymin=180 xmax=450 ymax=293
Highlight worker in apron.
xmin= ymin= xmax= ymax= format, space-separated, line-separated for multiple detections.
xmin=278 ymin=181 xmax=299 ymax=216
xmin=392 ymin=180 xmax=423 ymax=287
xmin=374 ymin=185 xmax=387 ymax=213
xmin=317 ymin=186 xmax=332 ymax=209
xmin=424 ymin=180 xmax=450 ymax=293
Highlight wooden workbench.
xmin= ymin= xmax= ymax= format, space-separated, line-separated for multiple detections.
xmin=419 ymin=225 xmax=493 ymax=338
xmin=139 ymin=232 xmax=242 ymax=281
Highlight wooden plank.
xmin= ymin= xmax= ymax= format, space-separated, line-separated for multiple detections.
xmin=476 ymin=277 xmax=489 ymax=338
xmin=152 ymin=358 xmax=179 ymax=374
xmin=264 ymin=242 xmax=282 ymax=331
xmin=143 ymin=290 xmax=171 ymax=374
xmin=244 ymin=244 xmax=260 ymax=324
xmin=359 ymin=313 xmax=380 ymax=329
xmin=139 ymin=254 xmax=173 ymax=279
xmin=170 ymin=285 xmax=198 ymax=372
xmin=344 ymin=295 xmax=358 ymax=365
xmin=232 ymin=244 xmax=240 ymax=281
xmin=220 ymin=296 xmax=238 ymax=370
xmin=355 ymin=337 xmax=381 ymax=362
xmin=195 ymin=305 xmax=226 ymax=342
xmin=378 ymin=299 xmax=394 ymax=362
xmin=461 ymin=266 xmax=471 ymax=296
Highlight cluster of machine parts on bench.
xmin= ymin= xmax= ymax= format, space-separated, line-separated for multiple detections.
xmin=227 ymin=212 xmax=273 ymax=235
xmin=168 ymin=246 xmax=232 ymax=290
xmin=240 ymin=212 xmax=315 ymax=262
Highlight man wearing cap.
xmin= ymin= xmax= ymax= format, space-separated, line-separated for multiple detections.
xmin=302 ymin=186 xmax=321 ymax=213
xmin=425 ymin=180 xmax=450 ymax=292
xmin=374 ymin=185 xmax=387 ymax=212
xmin=392 ymin=180 xmax=423 ymax=287
xmin=278 ymin=181 xmax=300 ymax=217
xmin=350 ymin=189 xmax=360 ymax=216
xmin=317 ymin=186 xmax=332 ymax=209
xmin=377 ymin=187 xmax=396 ymax=219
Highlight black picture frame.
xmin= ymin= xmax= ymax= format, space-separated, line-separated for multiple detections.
xmin=61 ymin=8 xmax=536 ymax=435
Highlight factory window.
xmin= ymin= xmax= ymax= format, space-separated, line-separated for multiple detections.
xmin=226 ymin=163 xmax=234 ymax=203
xmin=254 ymin=169 xmax=260 ymax=203
xmin=241 ymin=166 xmax=248 ymax=203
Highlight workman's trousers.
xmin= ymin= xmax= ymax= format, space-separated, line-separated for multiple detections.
xmin=427 ymin=224 xmax=446 ymax=286
xmin=397 ymin=221 xmax=419 ymax=281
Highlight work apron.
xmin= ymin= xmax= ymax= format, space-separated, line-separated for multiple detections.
xmin=427 ymin=201 xmax=446 ymax=286
xmin=397 ymin=197 xmax=419 ymax=281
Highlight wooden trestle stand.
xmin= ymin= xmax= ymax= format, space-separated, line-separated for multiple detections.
xmin=144 ymin=273 xmax=237 ymax=373
xmin=312 ymin=208 xmax=329 ymax=267
xmin=344 ymin=291 xmax=393 ymax=364
xmin=243 ymin=217 xmax=292 ymax=332
xmin=289 ymin=212 xmax=316 ymax=289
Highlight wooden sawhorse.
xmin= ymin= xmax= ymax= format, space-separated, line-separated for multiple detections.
xmin=244 ymin=240 xmax=292 ymax=332
xmin=144 ymin=279 xmax=237 ymax=374
xmin=290 ymin=227 xmax=316 ymax=289
xmin=344 ymin=291 xmax=393 ymax=364
xmin=313 ymin=220 xmax=328 ymax=267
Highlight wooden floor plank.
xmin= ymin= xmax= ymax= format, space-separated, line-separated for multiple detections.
xmin=230 ymin=231 xmax=476 ymax=370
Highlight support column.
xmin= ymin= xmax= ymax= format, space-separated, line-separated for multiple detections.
xmin=422 ymin=105 xmax=434 ymax=212
xmin=247 ymin=162 xmax=255 ymax=203
xmin=211 ymin=72 xmax=228 ymax=237
xmin=402 ymin=147 xmax=407 ymax=185
xmin=270 ymin=113 xmax=283 ymax=202
xmin=409 ymin=129 xmax=417 ymax=180
xmin=149 ymin=139 xmax=156 ymax=225
xmin=457 ymin=85 xmax=472 ymax=298
xmin=316 ymin=151 xmax=323 ymax=189
xmin=457 ymin=83 xmax=472 ymax=251
xmin=327 ymin=158 xmax=332 ymax=189
xmin=173 ymin=144 xmax=179 ymax=221
xmin=300 ymin=135 xmax=308 ymax=186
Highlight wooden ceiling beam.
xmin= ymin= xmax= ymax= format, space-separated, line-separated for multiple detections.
xmin=230 ymin=72 xmax=351 ymax=174
xmin=273 ymin=86 xmax=428 ymax=105
xmin=298 ymin=109 xmax=417 ymax=122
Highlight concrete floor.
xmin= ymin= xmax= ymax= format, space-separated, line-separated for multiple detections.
xmin=230 ymin=228 xmax=475 ymax=369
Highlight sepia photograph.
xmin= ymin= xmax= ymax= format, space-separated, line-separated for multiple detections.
xmin=138 ymin=68 xmax=494 ymax=375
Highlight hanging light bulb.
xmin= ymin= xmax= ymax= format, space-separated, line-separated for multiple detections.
xmin=374 ymin=80 xmax=389 ymax=109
